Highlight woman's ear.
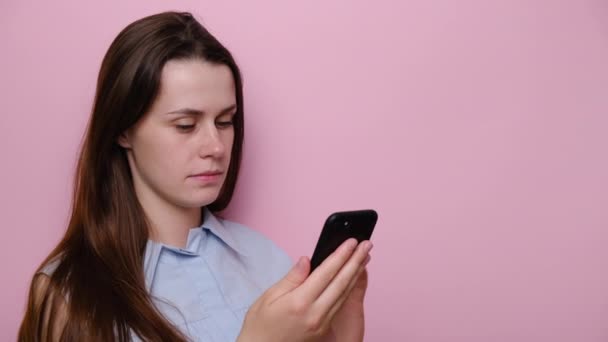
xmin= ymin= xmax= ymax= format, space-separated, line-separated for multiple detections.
xmin=117 ymin=132 xmax=132 ymax=149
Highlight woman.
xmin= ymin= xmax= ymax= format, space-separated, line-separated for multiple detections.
xmin=18 ymin=11 xmax=372 ymax=341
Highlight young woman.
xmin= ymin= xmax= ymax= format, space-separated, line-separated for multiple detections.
xmin=18 ymin=11 xmax=372 ymax=341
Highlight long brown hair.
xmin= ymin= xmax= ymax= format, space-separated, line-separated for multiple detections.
xmin=18 ymin=11 xmax=244 ymax=341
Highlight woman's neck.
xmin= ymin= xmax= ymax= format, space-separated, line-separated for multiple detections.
xmin=146 ymin=205 xmax=202 ymax=248
xmin=133 ymin=184 xmax=202 ymax=248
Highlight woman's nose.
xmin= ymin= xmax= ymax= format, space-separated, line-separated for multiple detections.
xmin=198 ymin=126 xmax=225 ymax=158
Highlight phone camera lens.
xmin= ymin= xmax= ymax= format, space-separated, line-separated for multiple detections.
xmin=344 ymin=221 xmax=349 ymax=227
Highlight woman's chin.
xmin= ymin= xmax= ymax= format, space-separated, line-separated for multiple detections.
xmin=181 ymin=192 xmax=220 ymax=208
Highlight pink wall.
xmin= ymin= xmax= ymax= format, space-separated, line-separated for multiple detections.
xmin=2 ymin=1 xmax=607 ymax=340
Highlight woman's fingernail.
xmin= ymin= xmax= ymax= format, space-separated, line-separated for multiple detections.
xmin=364 ymin=254 xmax=372 ymax=265
xmin=296 ymin=257 xmax=307 ymax=271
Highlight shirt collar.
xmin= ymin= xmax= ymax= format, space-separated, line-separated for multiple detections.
xmin=143 ymin=207 xmax=248 ymax=291
xmin=201 ymin=207 xmax=248 ymax=256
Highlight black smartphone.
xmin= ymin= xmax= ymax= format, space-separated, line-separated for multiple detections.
xmin=310 ymin=209 xmax=378 ymax=271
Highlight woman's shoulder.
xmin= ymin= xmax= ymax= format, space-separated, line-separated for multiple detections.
xmin=219 ymin=216 xmax=289 ymax=255
xmin=22 ymin=256 xmax=69 ymax=341
xmin=215 ymin=215 xmax=294 ymax=279
xmin=39 ymin=255 xmax=63 ymax=277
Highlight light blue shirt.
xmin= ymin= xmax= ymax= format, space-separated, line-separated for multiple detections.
xmin=141 ymin=207 xmax=293 ymax=341
xmin=42 ymin=207 xmax=293 ymax=341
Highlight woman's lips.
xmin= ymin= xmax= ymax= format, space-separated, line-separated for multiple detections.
xmin=190 ymin=171 xmax=222 ymax=183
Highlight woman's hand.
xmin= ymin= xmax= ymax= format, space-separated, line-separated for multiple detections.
xmin=237 ymin=238 xmax=372 ymax=342
xmin=323 ymin=267 xmax=369 ymax=342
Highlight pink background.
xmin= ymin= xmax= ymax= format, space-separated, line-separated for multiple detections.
xmin=2 ymin=1 xmax=607 ymax=341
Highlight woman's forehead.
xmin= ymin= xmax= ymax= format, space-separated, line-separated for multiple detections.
xmin=152 ymin=59 xmax=236 ymax=115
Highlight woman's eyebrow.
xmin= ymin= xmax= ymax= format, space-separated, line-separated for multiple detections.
xmin=165 ymin=104 xmax=237 ymax=116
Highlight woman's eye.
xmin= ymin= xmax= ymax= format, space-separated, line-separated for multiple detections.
xmin=216 ymin=121 xmax=234 ymax=128
xmin=176 ymin=124 xmax=195 ymax=132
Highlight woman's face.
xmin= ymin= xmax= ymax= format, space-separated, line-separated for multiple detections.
xmin=118 ymin=59 xmax=236 ymax=211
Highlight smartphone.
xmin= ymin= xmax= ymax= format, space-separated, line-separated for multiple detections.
xmin=310 ymin=209 xmax=378 ymax=271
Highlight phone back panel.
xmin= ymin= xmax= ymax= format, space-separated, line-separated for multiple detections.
xmin=310 ymin=209 xmax=378 ymax=271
